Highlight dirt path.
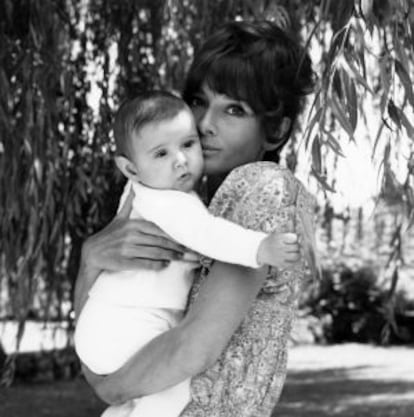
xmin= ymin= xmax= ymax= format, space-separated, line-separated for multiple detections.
xmin=1 ymin=344 xmax=414 ymax=417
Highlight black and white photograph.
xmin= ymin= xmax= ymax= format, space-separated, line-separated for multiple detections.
xmin=1 ymin=1 xmax=414 ymax=416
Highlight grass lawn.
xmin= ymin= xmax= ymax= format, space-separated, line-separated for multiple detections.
xmin=1 ymin=344 xmax=414 ymax=417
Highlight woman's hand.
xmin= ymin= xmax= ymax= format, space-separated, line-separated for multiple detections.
xmin=74 ymin=188 xmax=186 ymax=318
xmin=83 ymin=187 xmax=186 ymax=275
xmin=81 ymin=364 xmax=121 ymax=405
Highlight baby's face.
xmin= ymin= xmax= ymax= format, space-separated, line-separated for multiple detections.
xmin=129 ymin=109 xmax=204 ymax=192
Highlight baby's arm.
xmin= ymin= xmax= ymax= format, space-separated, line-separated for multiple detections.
xmin=133 ymin=183 xmax=298 ymax=269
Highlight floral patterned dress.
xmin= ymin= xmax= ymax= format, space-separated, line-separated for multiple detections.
xmin=180 ymin=161 xmax=317 ymax=417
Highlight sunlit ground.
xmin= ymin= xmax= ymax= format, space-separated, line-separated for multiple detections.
xmin=1 ymin=344 xmax=414 ymax=417
xmin=275 ymin=344 xmax=414 ymax=417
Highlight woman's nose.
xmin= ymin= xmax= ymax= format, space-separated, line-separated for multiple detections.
xmin=197 ymin=107 xmax=216 ymax=137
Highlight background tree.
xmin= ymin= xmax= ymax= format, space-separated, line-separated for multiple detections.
xmin=1 ymin=0 xmax=413 ymax=382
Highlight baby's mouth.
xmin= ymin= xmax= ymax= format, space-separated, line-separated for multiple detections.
xmin=178 ymin=172 xmax=191 ymax=181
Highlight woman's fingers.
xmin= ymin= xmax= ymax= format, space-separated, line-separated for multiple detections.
xmin=100 ymin=244 xmax=184 ymax=271
xmin=107 ymin=256 xmax=171 ymax=272
xmin=119 ymin=243 xmax=184 ymax=262
xmin=82 ymin=216 xmax=188 ymax=273
xmin=122 ymin=220 xmax=186 ymax=252
xmin=129 ymin=220 xmax=185 ymax=252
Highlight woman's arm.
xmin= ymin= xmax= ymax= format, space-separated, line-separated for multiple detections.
xmin=81 ymin=163 xmax=313 ymax=404
xmin=84 ymin=261 xmax=268 ymax=404
xmin=73 ymin=190 xmax=187 ymax=318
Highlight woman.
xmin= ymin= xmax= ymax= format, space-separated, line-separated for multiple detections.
xmin=75 ymin=20 xmax=316 ymax=416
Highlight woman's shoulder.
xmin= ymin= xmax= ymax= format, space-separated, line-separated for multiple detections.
xmin=220 ymin=161 xmax=309 ymax=206
xmin=208 ymin=161 xmax=313 ymax=230
xmin=226 ymin=161 xmax=291 ymax=180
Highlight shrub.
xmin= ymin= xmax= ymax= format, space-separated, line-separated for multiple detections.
xmin=306 ymin=264 xmax=414 ymax=345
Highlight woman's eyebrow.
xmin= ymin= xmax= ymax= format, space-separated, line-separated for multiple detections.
xmin=228 ymin=98 xmax=252 ymax=110
xmin=222 ymin=95 xmax=247 ymax=104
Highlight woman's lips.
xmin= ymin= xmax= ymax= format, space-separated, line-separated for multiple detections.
xmin=202 ymin=146 xmax=220 ymax=156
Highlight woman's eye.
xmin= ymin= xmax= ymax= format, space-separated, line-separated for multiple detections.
xmin=189 ymin=96 xmax=205 ymax=108
xmin=227 ymin=104 xmax=246 ymax=116
xmin=155 ymin=150 xmax=167 ymax=158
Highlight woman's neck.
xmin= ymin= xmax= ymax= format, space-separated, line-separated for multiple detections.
xmin=205 ymin=174 xmax=228 ymax=203
xmin=196 ymin=173 xmax=230 ymax=204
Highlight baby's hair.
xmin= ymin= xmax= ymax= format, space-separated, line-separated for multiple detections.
xmin=113 ymin=90 xmax=188 ymax=157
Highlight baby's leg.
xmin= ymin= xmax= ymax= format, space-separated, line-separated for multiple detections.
xmin=97 ymin=308 xmax=191 ymax=417
xmin=74 ymin=297 xmax=176 ymax=375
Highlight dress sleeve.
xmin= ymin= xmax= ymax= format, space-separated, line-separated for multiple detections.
xmin=131 ymin=182 xmax=267 ymax=268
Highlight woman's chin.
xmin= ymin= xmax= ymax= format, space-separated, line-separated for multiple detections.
xmin=203 ymin=159 xmax=227 ymax=176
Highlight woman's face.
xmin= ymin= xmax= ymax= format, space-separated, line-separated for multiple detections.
xmin=189 ymin=84 xmax=267 ymax=177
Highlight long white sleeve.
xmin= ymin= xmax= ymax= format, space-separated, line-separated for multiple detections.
xmin=130 ymin=181 xmax=266 ymax=268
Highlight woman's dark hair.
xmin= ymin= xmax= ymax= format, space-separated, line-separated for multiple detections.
xmin=183 ymin=20 xmax=315 ymax=162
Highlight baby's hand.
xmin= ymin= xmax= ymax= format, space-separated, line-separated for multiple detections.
xmin=257 ymin=232 xmax=300 ymax=269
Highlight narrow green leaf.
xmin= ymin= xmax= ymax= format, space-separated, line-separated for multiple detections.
xmin=379 ymin=90 xmax=389 ymax=116
xmin=393 ymin=36 xmax=411 ymax=77
xmin=324 ymin=130 xmax=345 ymax=157
xmin=341 ymin=53 xmax=373 ymax=94
xmin=379 ymin=58 xmax=391 ymax=113
xmin=372 ymin=122 xmax=384 ymax=158
xmin=311 ymin=168 xmax=336 ymax=193
xmin=311 ymin=134 xmax=322 ymax=173
xmin=343 ymin=70 xmax=358 ymax=132
xmin=327 ymin=26 xmax=348 ymax=65
xmin=330 ymin=94 xmax=354 ymax=138
xmin=332 ymin=70 xmax=343 ymax=99
xmin=405 ymin=185 xmax=414 ymax=213
xmin=384 ymin=142 xmax=391 ymax=162
xmin=395 ymin=59 xmax=414 ymax=108
xmin=387 ymin=100 xmax=402 ymax=129
xmin=399 ymin=110 xmax=414 ymax=140
xmin=304 ymin=106 xmax=323 ymax=149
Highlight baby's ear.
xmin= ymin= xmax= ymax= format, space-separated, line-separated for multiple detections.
xmin=115 ymin=155 xmax=140 ymax=181
xmin=263 ymin=117 xmax=291 ymax=151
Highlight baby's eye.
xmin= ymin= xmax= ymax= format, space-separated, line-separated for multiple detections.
xmin=227 ymin=104 xmax=246 ymax=116
xmin=183 ymin=139 xmax=196 ymax=148
xmin=154 ymin=149 xmax=167 ymax=158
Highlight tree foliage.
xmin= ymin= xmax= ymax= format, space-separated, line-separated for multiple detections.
xmin=0 ymin=0 xmax=413 ymax=375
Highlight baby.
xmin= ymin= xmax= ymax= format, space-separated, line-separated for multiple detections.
xmin=74 ymin=91 xmax=299 ymax=417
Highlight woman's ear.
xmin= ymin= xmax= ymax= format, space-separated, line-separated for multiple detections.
xmin=115 ymin=155 xmax=140 ymax=181
xmin=263 ymin=117 xmax=292 ymax=151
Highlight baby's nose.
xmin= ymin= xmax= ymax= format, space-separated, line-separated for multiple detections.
xmin=174 ymin=151 xmax=187 ymax=168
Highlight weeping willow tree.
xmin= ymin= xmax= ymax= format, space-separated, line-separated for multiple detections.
xmin=0 ymin=0 xmax=413 ymax=382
